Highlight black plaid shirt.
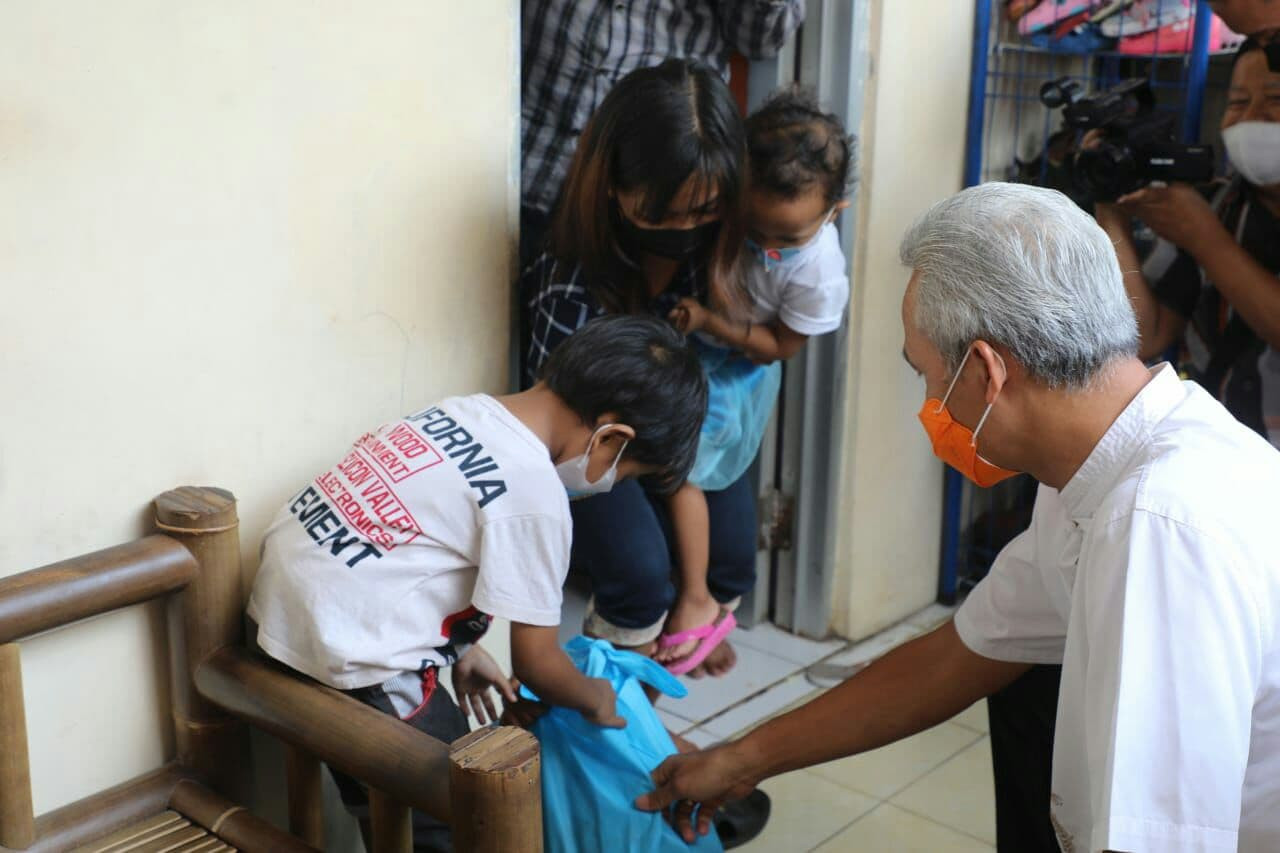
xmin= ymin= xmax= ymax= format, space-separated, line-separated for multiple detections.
xmin=521 ymin=0 xmax=805 ymax=215
xmin=521 ymin=251 xmax=707 ymax=387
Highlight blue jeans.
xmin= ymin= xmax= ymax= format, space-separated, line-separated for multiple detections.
xmin=569 ymin=472 xmax=757 ymax=645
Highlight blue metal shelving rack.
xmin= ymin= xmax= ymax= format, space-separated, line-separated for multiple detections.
xmin=940 ymin=0 xmax=1220 ymax=603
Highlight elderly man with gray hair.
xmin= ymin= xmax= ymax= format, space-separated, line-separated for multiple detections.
xmin=638 ymin=182 xmax=1280 ymax=852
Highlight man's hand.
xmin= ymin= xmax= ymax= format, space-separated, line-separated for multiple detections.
xmin=451 ymin=645 xmax=517 ymax=725
xmin=668 ymin=297 xmax=708 ymax=334
xmin=635 ymin=743 xmax=759 ymax=843
xmin=581 ymin=677 xmax=627 ymax=728
xmin=1115 ymin=182 xmax=1228 ymax=256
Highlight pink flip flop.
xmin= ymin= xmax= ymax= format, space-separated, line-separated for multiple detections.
xmin=658 ymin=610 xmax=737 ymax=676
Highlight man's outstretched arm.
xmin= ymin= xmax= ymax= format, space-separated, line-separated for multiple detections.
xmin=637 ymin=619 xmax=1030 ymax=841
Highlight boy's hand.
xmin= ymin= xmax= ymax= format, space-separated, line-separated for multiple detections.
xmin=668 ymin=297 xmax=707 ymax=334
xmin=499 ymin=677 xmax=548 ymax=729
xmin=581 ymin=677 xmax=627 ymax=729
xmin=510 ymin=622 xmax=625 ymax=728
xmin=451 ymin=645 xmax=517 ymax=725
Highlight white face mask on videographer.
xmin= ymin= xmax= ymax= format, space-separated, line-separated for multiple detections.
xmin=1223 ymin=122 xmax=1280 ymax=187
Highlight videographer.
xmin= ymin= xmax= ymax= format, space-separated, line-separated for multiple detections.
xmin=1095 ymin=37 xmax=1280 ymax=447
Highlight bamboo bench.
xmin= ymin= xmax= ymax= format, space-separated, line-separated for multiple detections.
xmin=0 ymin=487 xmax=541 ymax=853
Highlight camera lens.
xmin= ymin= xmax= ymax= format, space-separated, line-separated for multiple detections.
xmin=1074 ymin=142 xmax=1138 ymax=201
xmin=1039 ymin=78 xmax=1080 ymax=108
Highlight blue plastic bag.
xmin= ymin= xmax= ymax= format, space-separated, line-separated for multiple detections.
xmin=687 ymin=336 xmax=782 ymax=492
xmin=522 ymin=636 xmax=723 ymax=853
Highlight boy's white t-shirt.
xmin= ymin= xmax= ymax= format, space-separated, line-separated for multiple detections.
xmin=247 ymin=394 xmax=570 ymax=690
xmin=745 ymin=221 xmax=849 ymax=335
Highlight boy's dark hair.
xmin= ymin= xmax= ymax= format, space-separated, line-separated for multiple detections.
xmin=746 ymin=86 xmax=857 ymax=207
xmin=540 ymin=314 xmax=707 ymax=494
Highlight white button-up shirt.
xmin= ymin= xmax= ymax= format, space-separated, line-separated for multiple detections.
xmin=956 ymin=365 xmax=1280 ymax=853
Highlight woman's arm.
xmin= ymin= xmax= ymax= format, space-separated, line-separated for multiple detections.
xmin=1094 ymin=203 xmax=1188 ymax=359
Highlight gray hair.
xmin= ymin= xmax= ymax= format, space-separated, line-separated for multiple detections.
xmin=899 ymin=182 xmax=1138 ymax=389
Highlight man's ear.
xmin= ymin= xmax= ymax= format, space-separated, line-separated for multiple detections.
xmin=972 ymin=340 xmax=1009 ymax=405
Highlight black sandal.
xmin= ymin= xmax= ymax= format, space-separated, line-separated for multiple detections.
xmin=714 ymin=789 xmax=771 ymax=849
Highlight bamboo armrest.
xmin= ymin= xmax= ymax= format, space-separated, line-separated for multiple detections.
xmin=193 ymin=647 xmax=453 ymax=822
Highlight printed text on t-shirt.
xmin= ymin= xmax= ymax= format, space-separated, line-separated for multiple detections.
xmin=287 ymin=486 xmax=384 ymax=567
xmin=406 ymin=405 xmax=509 ymax=508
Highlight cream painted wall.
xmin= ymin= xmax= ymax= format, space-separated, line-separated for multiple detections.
xmin=1 ymin=0 xmax=518 ymax=818
xmin=832 ymin=0 xmax=977 ymax=639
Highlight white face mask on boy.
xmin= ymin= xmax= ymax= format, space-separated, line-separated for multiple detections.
xmin=555 ymin=424 xmax=628 ymax=499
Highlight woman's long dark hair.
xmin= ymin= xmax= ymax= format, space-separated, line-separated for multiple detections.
xmin=551 ymin=59 xmax=748 ymax=315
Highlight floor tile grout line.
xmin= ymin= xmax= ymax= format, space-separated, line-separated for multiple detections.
xmin=813 ymin=729 xmax=987 ymax=801
xmin=676 ymin=660 xmax=818 ymax=730
xmin=952 ymin=718 xmax=989 ymax=735
xmin=803 ymin=795 xmax=889 ymax=852
xmin=678 ymin=617 xmax=929 ymax=734
xmin=691 ymin=678 xmax=825 ymax=738
xmin=889 ymin=799 xmax=997 ymax=848
xmin=808 ymin=800 xmax=995 ymax=851
xmin=730 ymin=635 xmax=848 ymax=667
xmin=673 ymin=605 xmax=963 ymax=741
xmin=684 ymin=634 xmax=870 ymax=731
xmin=880 ymin=730 xmax=987 ymax=800
xmin=703 ymin=676 xmax=830 ymax=737
xmin=884 ymin=734 xmax=996 ymax=847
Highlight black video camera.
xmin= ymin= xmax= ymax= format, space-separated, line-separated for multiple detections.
xmin=1039 ymin=77 xmax=1214 ymax=202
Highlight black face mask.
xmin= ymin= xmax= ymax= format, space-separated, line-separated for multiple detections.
xmin=616 ymin=209 xmax=719 ymax=260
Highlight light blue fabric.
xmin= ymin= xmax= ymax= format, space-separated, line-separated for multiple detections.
xmin=521 ymin=636 xmax=723 ymax=853
xmin=688 ymin=336 xmax=782 ymax=492
xmin=744 ymin=237 xmax=804 ymax=272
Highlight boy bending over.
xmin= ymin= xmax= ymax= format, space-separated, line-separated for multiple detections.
xmin=248 ymin=315 xmax=706 ymax=850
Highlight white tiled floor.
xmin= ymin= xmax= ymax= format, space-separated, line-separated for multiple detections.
xmin=657 ymin=641 xmax=799 ymax=723
xmin=559 ymin=588 xmax=995 ymax=851
xmin=734 ymin=709 xmax=997 ymax=852
xmin=814 ymin=803 xmax=994 ymax=853
xmin=733 ymin=622 xmax=846 ymax=666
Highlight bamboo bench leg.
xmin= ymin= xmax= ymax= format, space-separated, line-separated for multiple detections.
xmin=369 ymin=788 xmax=411 ymax=853
xmin=0 ymin=643 xmax=35 ymax=849
xmin=449 ymin=727 xmax=541 ymax=853
xmin=285 ymin=745 xmax=324 ymax=849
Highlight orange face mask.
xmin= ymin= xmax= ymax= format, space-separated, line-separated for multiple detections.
xmin=917 ymin=348 xmax=1019 ymax=488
